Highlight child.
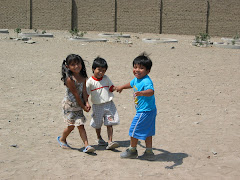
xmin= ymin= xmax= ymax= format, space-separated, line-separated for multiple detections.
xmin=116 ymin=52 xmax=157 ymax=159
xmin=86 ymin=57 xmax=119 ymax=150
xmin=57 ymin=54 xmax=95 ymax=153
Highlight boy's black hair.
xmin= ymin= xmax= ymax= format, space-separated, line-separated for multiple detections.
xmin=92 ymin=56 xmax=108 ymax=71
xmin=133 ymin=52 xmax=152 ymax=71
xmin=61 ymin=54 xmax=88 ymax=85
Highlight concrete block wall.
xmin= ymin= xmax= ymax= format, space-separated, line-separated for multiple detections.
xmin=32 ymin=0 xmax=71 ymax=30
xmin=75 ymin=0 xmax=115 ymax=32
xmin=0 ymin=0 xmax=30 ymax=29
xmin=208 ymin=0 xmax=240 ymax=37
xmin=0 ymin=0 xmax=239 ymax=37
xmin=117 ymin=0 xmax=161 ymax=33
xmin=161 ymin=0 xmax=207 ymax=35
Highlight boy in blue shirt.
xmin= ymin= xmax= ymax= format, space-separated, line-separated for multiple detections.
xmin=116 ymin=52 xmax=157 ymax=159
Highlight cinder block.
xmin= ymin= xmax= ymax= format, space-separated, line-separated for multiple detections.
xmin=117 ymin=0 xmax=161 ymax=33
xmin=162 ymin=0 xmax=207 ymax=35
xmin=208 ymin=0 xmax=240 ymax=37
xmin=32 ymin=0 xmax=71 ymax=30
xmin=74 ymin=0 xmax=115 ymax=32
xmin=0 ymin=0 xmax=30 ymax=29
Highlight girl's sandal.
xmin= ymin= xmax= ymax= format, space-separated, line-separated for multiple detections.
xmin=57 ymin=136 xmax=71 ymax=149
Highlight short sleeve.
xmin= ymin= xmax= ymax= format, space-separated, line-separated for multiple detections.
xmin=86 ymin=78 xmax=91 ymax=95
xmin=130 ymin=78 xmax=135 ymax=88
xmin=144 ymin=83 xmax=154 ymax=91
xmin=105 ymin=75 xmax=113 ymax=87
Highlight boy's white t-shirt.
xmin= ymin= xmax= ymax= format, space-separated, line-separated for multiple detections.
xmin=86 ymin=75 xmax=114 ymax=104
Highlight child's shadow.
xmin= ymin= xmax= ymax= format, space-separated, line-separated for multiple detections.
xmin=70 ymin=147 xmax=98 ymax=156
xmin=117 ymin=140 xmax=188 ymax=169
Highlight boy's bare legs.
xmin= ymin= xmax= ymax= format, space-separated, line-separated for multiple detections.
xmin=106 ymin=125 xmax=119 ymax=149
xmin=107 ymin=125 xmax=113 ymax=143
xmin=77 ymin=125 xmax=89 ymax=147
xmin=120 ymin=136 xmax=138 ymax=158
xmin=130 ymin=137 xmax=138 ymax=147
xmin=145 ymin=136 xmax=152 ymax=148
xmin=142 ymin=136 xmax=154 ymax=158
xmin=60 ymin=125 xmax=75 ymax=143
xmin=96 ymin=128 xmax=107 ymax=145
xmin=96 ymin=128 xmax=102 ymax=140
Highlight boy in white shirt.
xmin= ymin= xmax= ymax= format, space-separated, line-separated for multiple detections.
xmin=86 ymin=57 xmax=119 ymax=150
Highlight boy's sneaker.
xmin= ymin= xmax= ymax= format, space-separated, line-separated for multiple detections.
xmin=106 ymin=141 xmax=119 ymax=150
xmin=120 ymin=148 xmax=138 ymax=159
xmin=97 ymin=139 xmax=107 ymax=146
xmin=138 ymin=150 xmax=155 ymax=161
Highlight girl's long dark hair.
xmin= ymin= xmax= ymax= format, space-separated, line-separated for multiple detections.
xmin=61 ymin=54 xmax=88 ymax=85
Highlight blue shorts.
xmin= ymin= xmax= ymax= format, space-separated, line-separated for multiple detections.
xmin=129 ymin=108 xmax=157 ymax=140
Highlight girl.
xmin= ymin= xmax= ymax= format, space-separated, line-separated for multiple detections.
xmin=57 ymin=54 xmax=95 ymax=153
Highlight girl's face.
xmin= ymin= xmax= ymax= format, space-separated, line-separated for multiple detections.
xmin=133 ymin=64 xmax=150 ymax=79
xmin=67 ymin=61 xmax=82 ymax=74
xmin=93 ymin=67 xmax=106 ymax=79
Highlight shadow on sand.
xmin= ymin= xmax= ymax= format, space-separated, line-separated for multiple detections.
xmin=70 ymin=140 xmax=188 ymax=168
xmin=117 ymin=140 xmax=189 ymax=169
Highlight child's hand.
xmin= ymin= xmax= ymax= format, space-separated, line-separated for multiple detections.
xmin=84 ymin=102 xmax=91 ymax=112
xmin=116 ymin=86 xmax=123 ymax=93
xmin=111 ymin=86 xmax=117 ymax=92
xmin=83 ymin=106 xmax=91 ymax=112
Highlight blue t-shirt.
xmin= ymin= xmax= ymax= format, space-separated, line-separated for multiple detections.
xmin=130 ymin=75 xmax=156 ymax=112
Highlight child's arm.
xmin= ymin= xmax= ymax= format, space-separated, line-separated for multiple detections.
xmin=109 ymin=85 xmax=116 ymax=92
xmin=116 ymin=82 xmax=131 ymax=93
xmin=82 ymin=78 xmax=91 ymax=112
xmin=134 ymin=89 xmax=154 ymax=97
xmin=66 ymin=77 xmax=89 ymax=112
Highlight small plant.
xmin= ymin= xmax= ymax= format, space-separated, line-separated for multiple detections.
xmin=231 ymin=33 xmax=239 ymax=45
xmin=34 ymin=28 xmax=38 ymax=33
xmin=233 ymin=33 xmax=239 ymax=40
xmin=42 ymin=30 xmax=46 ymax=34
xmin=14 ymin=28 xmax=21 ymax=37
xmin=195 ymin=33 xmax=210 ymax=42
xmin=69 ymin=28 xmax=87 ymax=37
xmin=79 ymin=31 xmax=87 ymax=37
xmin=69 ymin=28 xmax=79 ymax=37
xmin=193 ymin=33 xmax=211 ymax=47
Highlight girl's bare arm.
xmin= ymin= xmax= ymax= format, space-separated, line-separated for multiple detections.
xmin=66 ymin=77 xmax=87 ymax=111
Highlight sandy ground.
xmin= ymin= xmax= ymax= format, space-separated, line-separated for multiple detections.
xmin=0 ymin=30 xmax=240 ymax=180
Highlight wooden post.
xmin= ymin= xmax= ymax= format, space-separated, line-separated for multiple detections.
xmin=206 ymin=1 xmax=210 ymax=34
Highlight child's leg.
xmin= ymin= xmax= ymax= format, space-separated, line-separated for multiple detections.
xmin=60 ymin=125 xmax=75 ymax=143
xmin=144 ymin=136 xmax=154 ymax=156
xmin=105 ymin=125 xmax=119 ymax=150
xmin=107 ymin=125 xmax=113 ymax=143
xmin=145 ymin=136 xmax=152 ymax=148
xmin=77 ymin=125 xmax=89 ymax=147
xmin=96 ymin=128 xmax=103 ymax=140
xmin=95 ymin=128 xmax=108 ymax=146
xmin=130 ymin=137 xmax=138 ymax=148
xmin=120 ymin=137 xmax=138 ymax=158
xmin=77 ymin=125 xmax=95 ymax=153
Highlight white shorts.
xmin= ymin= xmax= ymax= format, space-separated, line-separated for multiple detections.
xmin=90 ymin=101 xmax=119 ymax=129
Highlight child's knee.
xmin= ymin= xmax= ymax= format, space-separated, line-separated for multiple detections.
xmin=77 ymin=125 xmax=85 ymax=130
xmin=67 ymin=125 xmax=75 ymax=130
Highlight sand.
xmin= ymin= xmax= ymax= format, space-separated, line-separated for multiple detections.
xmin=0 ymin=30 xmax=240 ymax=180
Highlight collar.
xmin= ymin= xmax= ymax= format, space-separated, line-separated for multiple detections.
xmin=92 ymin=76 xmax=103 ymax=81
